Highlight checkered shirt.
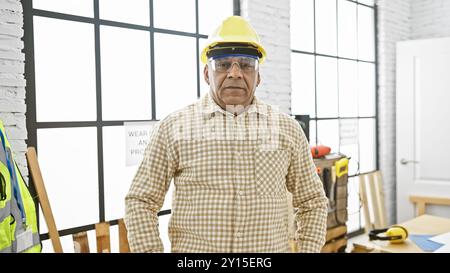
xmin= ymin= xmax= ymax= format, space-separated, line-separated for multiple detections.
xmin=124 ymin=93 xmax=328 ymax=253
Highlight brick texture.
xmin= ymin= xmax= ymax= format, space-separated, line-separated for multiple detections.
xmin=0 ymin=0 xmax=28 ymax=178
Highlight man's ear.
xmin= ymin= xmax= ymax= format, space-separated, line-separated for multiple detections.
xmin=204 ymin=65 xmax=210 ymax=85
xmin=256 ymin=72 xmax=261 ymax=87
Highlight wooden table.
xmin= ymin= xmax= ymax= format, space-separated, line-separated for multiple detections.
xmin=352 ymin=214 xmax=450 ymax=253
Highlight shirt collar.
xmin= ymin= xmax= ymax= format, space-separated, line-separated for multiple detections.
xmin=200 ymin=92 xmax=269 ymax=119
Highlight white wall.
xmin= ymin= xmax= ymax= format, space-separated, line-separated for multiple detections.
xmin=0 ymin=0 xmax=28 ymax=179
xmin=377 ymin=0 xmax=411 ymax=224
xmin=411 ymin=0 xmax=450 ymax=39
xmin=240 ymin=0 xmax=292 ymax=114
xmin=377 ymin=0 xmax=450 ymax=224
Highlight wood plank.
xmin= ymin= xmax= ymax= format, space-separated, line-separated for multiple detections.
xmin=351 ymin=243 xmax=386 ymax=253
xmin=417 ymin=202 xmax=426 ymax=216
xmin=118 ymin=219 xmax=130 ymax=253
xmin=409 ymin=195 xmax=450 ymax=206
xmin=26 ymin=147 xmax=63 ymax=253
xmin=326 ymin=225 xmax=347 ymax=242
xmin=375 ymin=171 xmax=387 ymax=227
xmin=368 ymin=173 xmax=382 ymax=229
xmin=359 ymin=175 xmax=372 ymax=233
xmin=73 ymin=232 xmax=90 ymax=253
xmin=95 ymin=222 xmax=111 ymax=253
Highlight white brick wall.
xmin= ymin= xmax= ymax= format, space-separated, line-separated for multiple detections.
xmin=0 ymin=0 xmax=28 ymax=178
xmin=411 ymin=0 xmax=450 ymax=39
xmin=377 ymin=0 xmax=412 ymax=224
xmin=377 ymin=0 xmax=450 ymax=224
xmin=240 ymin=0 xmax=292 ymax=114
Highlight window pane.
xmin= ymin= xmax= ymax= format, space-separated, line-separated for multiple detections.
xmin=359 ymin=118 xmax=376 ymax=173
xmin=154 ymin=33 xmax=198 ymax=119
xmin=99 ymin=0 xmax=150 ymax=26
xmin=338 ymin=59 xmax=358 ymax=117
xmin=109 ymin=225 xmax=119 ymax=253
xmin=339 ymin=119 xmax=359 ymax=175
xmin=199 ymin=38 xmax=210 ymax=97
xmin=34 ymin=17 xmax=96 ymax=122
xmin=33 ymin=0 xmax=93 ymax=17
xmin=199 ymin=0 xmax=233 ymax=36
xmin=315 ymin=0 xmax=337 ymax=55
xmin=291 ymin=0 xmax=314 ymax=52
xmin=100 ymin=26 xmax=151 ymax=121
xmin=42 ymin=233 xmax=94 ymax=253
xmin=358 ymin=5 xmax=375 ymax=62
xmin=316 ymin=56 xmax=338 ymax=117
xmin=161 ymin=183 xmax=175 ymax=211
xmin=103 ymin=126 xmax=140 ymax=221
xmin=160 ymin=182 xmax=175 ymax=251
xmin=153 ymin=0 xmax=196 ymax=33
xmin=317 ymin=119 xmax=339 ymax=153
xmin=358 ymin=62 xmax=375 ymax=117
xmin=159 ymin=214 xmax=171 ymax=252
xmin=37 ymin=127 xmax=98 ymax=232
xmin=291 ymin=53 xmax=315 ymax=117
xmin=309 ymin=120 xmax=317 ymax=145
xmin=347 ymin=176 xmax=361 ymax=232
xmin=338 ymin=0 xmax=357 ymax=59
xmin=341 ymin=143 xmax=359 ymax=175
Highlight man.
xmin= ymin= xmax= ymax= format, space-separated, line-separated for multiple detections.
xmin=124 ymin=16 xmax=328 ymax=253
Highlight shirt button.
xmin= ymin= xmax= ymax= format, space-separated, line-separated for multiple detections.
xmin=235 ymin=151 xmax=241 ymax=157
xmin=237 ymin=190 xmax=244 ymax=196
xmin=236 ymin=232 xmax=243 ymax=238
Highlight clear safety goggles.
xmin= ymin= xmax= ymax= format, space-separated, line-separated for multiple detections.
xmin=209 ymin=55 xmax=259 ymax=73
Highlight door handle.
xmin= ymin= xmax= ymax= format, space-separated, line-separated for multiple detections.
xmin=400 ymin=158 xmax=420 ymax=165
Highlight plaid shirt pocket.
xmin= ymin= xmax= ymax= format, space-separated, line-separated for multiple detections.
xmin=255 ymin=150 xmax=289 ymax=196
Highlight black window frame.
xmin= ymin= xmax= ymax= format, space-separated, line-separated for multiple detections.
xmin=290 ymin=0 xmax=379 ymax=237
xmin=23 ymin=0 xmax=240 ymax=243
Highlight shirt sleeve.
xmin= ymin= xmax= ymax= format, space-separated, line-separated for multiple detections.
xmin=285 ymin=121 xmax=328 ymax=253
xmin=124 ymin=121 xmax=177 ymax=253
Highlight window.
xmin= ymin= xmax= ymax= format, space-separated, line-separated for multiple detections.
xmin=23 ymin=0 xmax=236 ymax=252
xmin=290 ymin=0 xmax=377 ymax=234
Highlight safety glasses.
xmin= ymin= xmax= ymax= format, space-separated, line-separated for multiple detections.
xmin=209 ymin=55 xmax=259 ymax=73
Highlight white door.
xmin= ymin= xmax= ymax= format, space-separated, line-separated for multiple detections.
xmin=396 ymin=37 xmax=450 ymax=223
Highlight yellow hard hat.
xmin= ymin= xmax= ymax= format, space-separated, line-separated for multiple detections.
xmin=200 ymin=16 xmax=266 ymax=64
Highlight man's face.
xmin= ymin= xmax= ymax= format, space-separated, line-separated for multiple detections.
xmin=204 ymin=56 xmax=261 ymax=110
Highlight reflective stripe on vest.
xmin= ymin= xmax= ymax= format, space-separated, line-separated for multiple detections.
xmin=0 ymin=231 xmax=40 ymax=253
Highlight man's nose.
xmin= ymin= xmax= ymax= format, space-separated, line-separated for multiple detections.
xmin=227 ymin=63 xmax=243 ymax=79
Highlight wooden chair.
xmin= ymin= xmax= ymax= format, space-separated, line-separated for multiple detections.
xmin=409 ymin=195 xmax=450 ymax=217
xmin=72 ymin=219 xmax=130 ymax=253
xmin=359 ymin=171 xmax=388 ymax=233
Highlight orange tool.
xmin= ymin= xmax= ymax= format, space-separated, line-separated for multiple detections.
xmin=311 ymin=145 xmax=331 ymax=158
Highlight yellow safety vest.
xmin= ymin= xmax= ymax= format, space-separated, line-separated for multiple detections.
xmin=0 ymin=120 xmax=41 ymax=253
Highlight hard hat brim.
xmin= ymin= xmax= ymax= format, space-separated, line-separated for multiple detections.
xmin=201 ymin=41 xmax=266 ymax=64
